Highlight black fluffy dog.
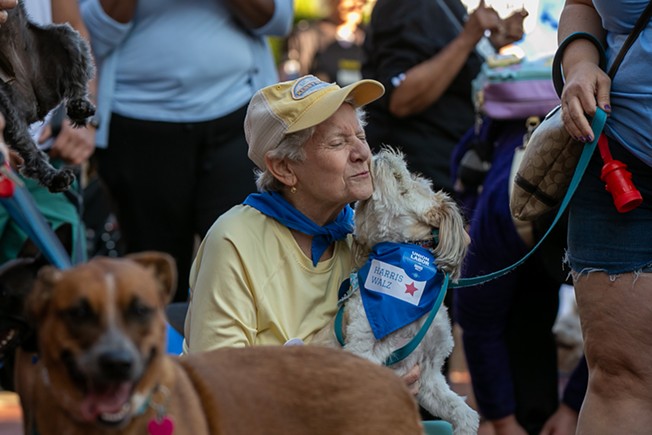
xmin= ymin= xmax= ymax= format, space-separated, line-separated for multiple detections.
xmin=0 ymin=1 xmax=95 ymax=192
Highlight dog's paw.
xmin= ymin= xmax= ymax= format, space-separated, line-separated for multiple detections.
xmin=47 ymin=168 xmax=75 ymax=193
xmin=66 ymin=99 xmax=96 ymax=127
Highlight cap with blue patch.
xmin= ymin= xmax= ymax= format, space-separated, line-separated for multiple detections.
xmin=244 ymin=75 xmax=385 ymax=169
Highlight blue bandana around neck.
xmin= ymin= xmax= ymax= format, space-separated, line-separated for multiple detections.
xmin=356 ymin=242 xmax=444 ymax=340
xmin=243 ymin=192 xmax=354 ymax=266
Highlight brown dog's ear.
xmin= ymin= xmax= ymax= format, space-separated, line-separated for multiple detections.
xmin=26 ymin=266 xmax=63 ymax=325
xmin=126 ymin=252 xmax=177 ymax=305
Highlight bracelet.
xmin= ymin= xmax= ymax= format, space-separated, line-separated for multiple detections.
xmin=552 ymin=31 xmax=607 ymax=98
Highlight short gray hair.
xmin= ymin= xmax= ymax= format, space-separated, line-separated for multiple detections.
xmin=254 ymin=104 xmax=368 ymax=192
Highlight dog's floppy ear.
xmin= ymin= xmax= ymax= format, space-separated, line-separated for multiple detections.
xmin=126 ymin=251 xmax=177 ymax=305
xmin=426 ymin=192 xmax=469 ymax=280
xmin=26 ymin=266 xmax=63 ymax=324
xmin=0 ymin=257 xmax=44 ymax=354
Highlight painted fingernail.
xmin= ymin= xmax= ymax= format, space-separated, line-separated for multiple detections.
xmin=586 ymin=135 xmax=594 ymax=142
xmin=604 ymin=104 xmax=611 ymax=111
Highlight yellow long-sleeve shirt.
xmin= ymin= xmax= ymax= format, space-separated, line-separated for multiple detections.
xmin=183 ymin=204 xmax=352 ymax=353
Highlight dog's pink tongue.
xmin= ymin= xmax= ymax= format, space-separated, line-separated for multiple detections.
xmin=80 ymin=382 xmax=132 ymax=421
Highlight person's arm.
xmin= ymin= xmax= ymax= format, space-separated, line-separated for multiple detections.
xmin=539 ymin=355 xmax=587 ymax=434
xmin=97 ymin=0 xmax=137 ymax=23
xmin=490 ymin=415 xmax=527 ymax=435
xmin=539 ymin=404 xmax=578 ymax=435
xmin=557 ymin=0 xmax=610 ymax=141
xmin=184 ymin=233 xmax=258 ymax=352
xmin=226 ymin=0 xmax=293 ymax=36
xmin=45 ymin=0 xmax=96 ymax=165
xmin=79 ymin=0 xmax=135 ymax=60
xmin=225 ymin=0 xmax=274 ymax=29
xmin=388 ymin=1 xmax=501 ymax=117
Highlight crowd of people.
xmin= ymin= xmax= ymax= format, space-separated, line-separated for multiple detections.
xmin=0 ymin=0 xmax=650 ymax=434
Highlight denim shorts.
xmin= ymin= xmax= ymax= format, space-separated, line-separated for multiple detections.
xmin=567 ymin=136 xmax=652 ymax=274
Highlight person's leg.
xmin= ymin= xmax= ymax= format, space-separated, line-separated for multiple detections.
xmin=567 ymin=138 xmax=652 ymax=434
xmin=97 ymin=115 xmax=198 ymax=302
xmin=506 ymin=258 xmax=559 ymax=434
xmin=195 ymin=104 xmax=257 ymax=237
xmin=575 ymin=271 xmax=652 ymax=435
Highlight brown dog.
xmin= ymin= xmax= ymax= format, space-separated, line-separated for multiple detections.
xmin=18 ymin=252 xmax=423 ymax=435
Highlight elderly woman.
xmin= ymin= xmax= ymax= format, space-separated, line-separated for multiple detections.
xmin=183 ymin=75 xmax=385 ymax=351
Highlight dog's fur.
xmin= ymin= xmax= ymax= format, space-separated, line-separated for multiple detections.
xmin=313 ymin=148 xmax=479 ymax=435
xmin=0 ymin=0 xmax=95 ymax=192
xmin=0 ymin=223 xmax=75 ymax=391
xmin=15 ymin=251 xmax=423 ymax=435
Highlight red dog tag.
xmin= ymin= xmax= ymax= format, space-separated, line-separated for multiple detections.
xmin=148 ymin=416 xmax=174 ymax=435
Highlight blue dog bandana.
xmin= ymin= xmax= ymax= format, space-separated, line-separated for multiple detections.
xmin=357 ymin=242 xmax=443 ymax=340
xmin=243 ymin=192 xmax=354 ymax=266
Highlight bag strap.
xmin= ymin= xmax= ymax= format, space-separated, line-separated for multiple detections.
xmin=552 ymin=1 xmax=652 ymax=96
xmin=451 ymin=108 xmax=607 ymax=288
xmin=608 ymin=1 xmax=652 ymax=77
xmin=454 ymin=7 xmax=652 ymax=289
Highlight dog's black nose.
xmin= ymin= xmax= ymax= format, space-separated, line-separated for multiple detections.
xmin=98 ymin=350 xmax=134 ymax=380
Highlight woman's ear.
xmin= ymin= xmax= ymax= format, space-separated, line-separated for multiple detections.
xmin=265 ymin=155 xmax=296 ymax=188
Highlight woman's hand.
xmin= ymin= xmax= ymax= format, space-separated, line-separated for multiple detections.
xmin=402 ymin=363 xmax=421 ymax=396
xmin=462 ymin=0 xmax=502 ymax=45
xmin=561 ymin=60 xmax=611 ymax=142
xmin=490 ymin=9 xmax=528 ymax=49
xmin=41 ymin=121 xmax=96 ymax=165
xmin=491 ymin=414 xmax=528 ymax=435
xmin=539 ymin=404 xmax=578 ymax=435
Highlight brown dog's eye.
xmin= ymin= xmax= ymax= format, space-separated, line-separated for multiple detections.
xmin=126 ymin=298 xmax=153 ymax=321
xmin=62 ymin=299 xmax=94 ymax=323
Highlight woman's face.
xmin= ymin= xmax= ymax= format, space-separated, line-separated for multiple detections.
xmin=289 ymin=103 xmax=372 ymax=221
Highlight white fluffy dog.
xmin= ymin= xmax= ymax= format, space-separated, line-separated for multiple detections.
xmin=313 ymin=147 xmax=479 ymax=435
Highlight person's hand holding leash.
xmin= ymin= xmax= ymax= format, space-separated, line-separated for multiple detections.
xmin=561 ymin=58 xmax=611 ymax=142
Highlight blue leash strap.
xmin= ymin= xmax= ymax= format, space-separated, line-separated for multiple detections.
xmin=383 ymin=273 xmax=449 ymax=366
xmin=333 ymin=272 xmax=450 ymax=367
xmin=0 ymin=167 xmax=72 ymax=270
xmin=452 ymin=108 xmax=607 ymax=289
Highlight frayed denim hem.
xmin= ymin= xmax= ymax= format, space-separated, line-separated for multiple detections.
xmin=564 ymin=250 xmax=652 ymax=283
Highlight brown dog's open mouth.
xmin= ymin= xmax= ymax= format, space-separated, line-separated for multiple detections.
xmin=80 ymin=381 xmax=135 ymax=425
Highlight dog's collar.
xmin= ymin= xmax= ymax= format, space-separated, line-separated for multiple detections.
xmin=404 ymin=229 xmax=440 ymax=254
xmin=134 ymin=383 xmax=175 ymax=434
xmin=134 ymin=383 xmax=169 ymax=416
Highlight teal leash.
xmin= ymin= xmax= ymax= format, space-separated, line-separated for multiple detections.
xmin=383 ymin=273 xmax=449 ymax=366
xmin=334 ymin=109 xmax=605 ymax=364
xmin=334 ymin=269 xmax=450 ymax=367
xmin=452 ymin=107 xmax=607 ymax=289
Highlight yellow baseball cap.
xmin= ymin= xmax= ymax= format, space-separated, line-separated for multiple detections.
xmin=245 ymin=75 xmax=385 ymax=169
